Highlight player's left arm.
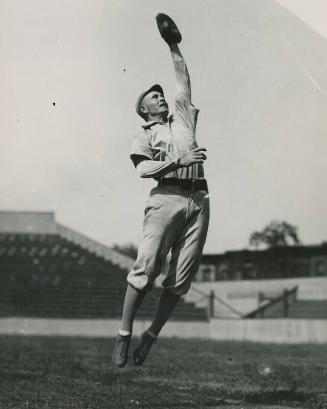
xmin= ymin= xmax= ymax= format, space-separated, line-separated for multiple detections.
xmin=170 ymin=44 xmax=191 ymax=103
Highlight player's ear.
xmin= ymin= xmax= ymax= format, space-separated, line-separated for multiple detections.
xmin=140 ymin=104 xmax=148 ymax=115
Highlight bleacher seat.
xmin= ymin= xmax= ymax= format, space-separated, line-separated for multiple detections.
xmin=0 ymin=233 xmax=208 ymax=321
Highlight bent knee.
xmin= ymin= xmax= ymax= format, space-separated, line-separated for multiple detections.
xmin=127 ymin=273 xmax=154 ymax=292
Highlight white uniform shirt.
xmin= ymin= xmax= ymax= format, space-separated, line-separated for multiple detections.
xmin=130 ymin=97 xmax=204 ymax=180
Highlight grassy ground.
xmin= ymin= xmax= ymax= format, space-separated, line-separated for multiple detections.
xmin=0 ymin=336 xmax=326 ymax=409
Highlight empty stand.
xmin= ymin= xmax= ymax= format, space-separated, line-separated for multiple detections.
xmin=0 ymin=233 xmax=208 ymax=321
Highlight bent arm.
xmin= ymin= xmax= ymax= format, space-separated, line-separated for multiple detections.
xmin=132 ymin=155 xmax=180 ymax=179
xmin=170 ymin=44 xmax=191 ymax=103
xmin=132 ymin=148 xmax=207 ymax=178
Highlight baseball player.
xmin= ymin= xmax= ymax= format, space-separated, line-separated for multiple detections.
xmin=112 ymin=13 xmax=209 ymax=367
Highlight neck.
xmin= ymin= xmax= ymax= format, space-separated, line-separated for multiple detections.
xmin=147 ymin=112 xmax=168 ymax=124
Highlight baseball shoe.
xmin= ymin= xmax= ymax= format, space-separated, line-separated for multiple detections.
xmin=112 ymin=333 xmax=131 ymax=368
xmin=133 ymin=330 xmax=157 ymax=366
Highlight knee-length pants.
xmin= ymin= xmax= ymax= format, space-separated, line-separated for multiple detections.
xmin=127 ymin=184 xmax=210 ymax=295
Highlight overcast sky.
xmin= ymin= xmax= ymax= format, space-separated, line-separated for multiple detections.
xmin=277 ymin=0 xmax=327 ymax=39
xmin=1 ymin=0 xmax=327 ymax=253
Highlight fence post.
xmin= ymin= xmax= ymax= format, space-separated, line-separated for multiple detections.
xmin=258 ymin=291 xmax=263 ymax=306
xmin=283 ymin=289 xmax=289 ymax=317
xmin=207 ymin=290 xmax=215 ymax=319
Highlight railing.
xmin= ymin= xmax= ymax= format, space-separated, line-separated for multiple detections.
xmin=189 ymin=286 xmax=243 ymax=319
xmin=245 ymin=286 xmax=298 ymax=318
xmin=56 ymin=223 xmax=134 ymax=271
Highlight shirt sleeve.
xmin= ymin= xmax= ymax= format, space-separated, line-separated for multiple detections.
xmin=174 ymin=96 xmax=200 ymax=134
xmin=135 ymin=159 xmax=179 ymax=179
xmin=130 ymin=131 xmax=153 ymax=162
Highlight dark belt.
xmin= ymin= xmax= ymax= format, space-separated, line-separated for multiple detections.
xmin=158 ymin=178 xmax=208 ymax=191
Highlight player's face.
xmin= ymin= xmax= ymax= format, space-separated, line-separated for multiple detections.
xmin=141 ymin=91 xmax=169 ymax=118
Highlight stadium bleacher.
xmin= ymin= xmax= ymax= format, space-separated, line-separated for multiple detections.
xmin=0 ymin=232 xmax=207 ymax=321
xmin=1 ymin=211 xmax=326 ymax=323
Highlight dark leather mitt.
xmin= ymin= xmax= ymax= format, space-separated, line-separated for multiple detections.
xmin=156 ymin=13 xmax=182 ymax=46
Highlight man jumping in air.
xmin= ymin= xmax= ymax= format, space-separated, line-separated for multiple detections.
xmin=112 ymin=13 xmax=209 ymax=367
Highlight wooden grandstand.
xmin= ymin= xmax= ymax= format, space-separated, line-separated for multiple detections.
xmin=0 ymin=212 xmax=208 ymax=322
xmin=1 ymin=211 xmax=326 ymax=323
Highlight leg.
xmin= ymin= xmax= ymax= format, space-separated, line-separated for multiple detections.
xmin=148 ymin=289 xmax=180 ymax=336
xmin=150 ymin=191 xmax=209 ymax=332
xmin=113 ymin=186 xmax=186 ymax=368
xmin=133 ymin=190 xmax=209 ymax=366
xmin=126 ymin=186 xmax=187 ymax=292
xmin=120 ymin=284 xmax=146 ymax=335
xmin=133 ymin=289 xmax=181 ymax=367
xmin=163 ymin=190 xmax=210 ymax=296
xmin=112 ymin=285 xmax=146 ymax=368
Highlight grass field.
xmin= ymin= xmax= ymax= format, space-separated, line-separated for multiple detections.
xmin=0 ymin=336 xmax=326 ymax=409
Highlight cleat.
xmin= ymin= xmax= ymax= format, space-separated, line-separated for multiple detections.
xmin=133 ymin=330 xmax=157 ymax=366
xmin=112 ymin=333 xmax=131 ymax=368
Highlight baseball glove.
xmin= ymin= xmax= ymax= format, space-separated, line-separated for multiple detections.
xmin=156 ymin=13 xmax=182 ymax=46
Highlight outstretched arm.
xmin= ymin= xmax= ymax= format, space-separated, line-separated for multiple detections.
xmin=170 ymin=44 xmax=191 ymax=103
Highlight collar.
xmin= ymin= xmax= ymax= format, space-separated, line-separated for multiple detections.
xmin=141 ymin=114 xmax=173 ymax=130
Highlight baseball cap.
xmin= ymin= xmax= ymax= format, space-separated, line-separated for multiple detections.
xmin=135 ymin=84 xmax=164 ymax=118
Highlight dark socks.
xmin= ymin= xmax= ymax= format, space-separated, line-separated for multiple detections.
xmin=148 ymin=290 xmax=181 ymax=336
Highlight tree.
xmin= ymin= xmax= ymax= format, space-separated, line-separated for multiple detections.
xmin=249 ymin=220 xmax=301 ymax=249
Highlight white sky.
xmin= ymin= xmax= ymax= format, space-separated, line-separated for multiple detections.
xmin=276 ymin=0 xmax=327 ymax=39
xmin=1 ymin=0 xmax=327 ymax=253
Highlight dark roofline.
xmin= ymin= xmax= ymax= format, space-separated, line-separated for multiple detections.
xmin=202 ymin=242 xmax=327 ymax=261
